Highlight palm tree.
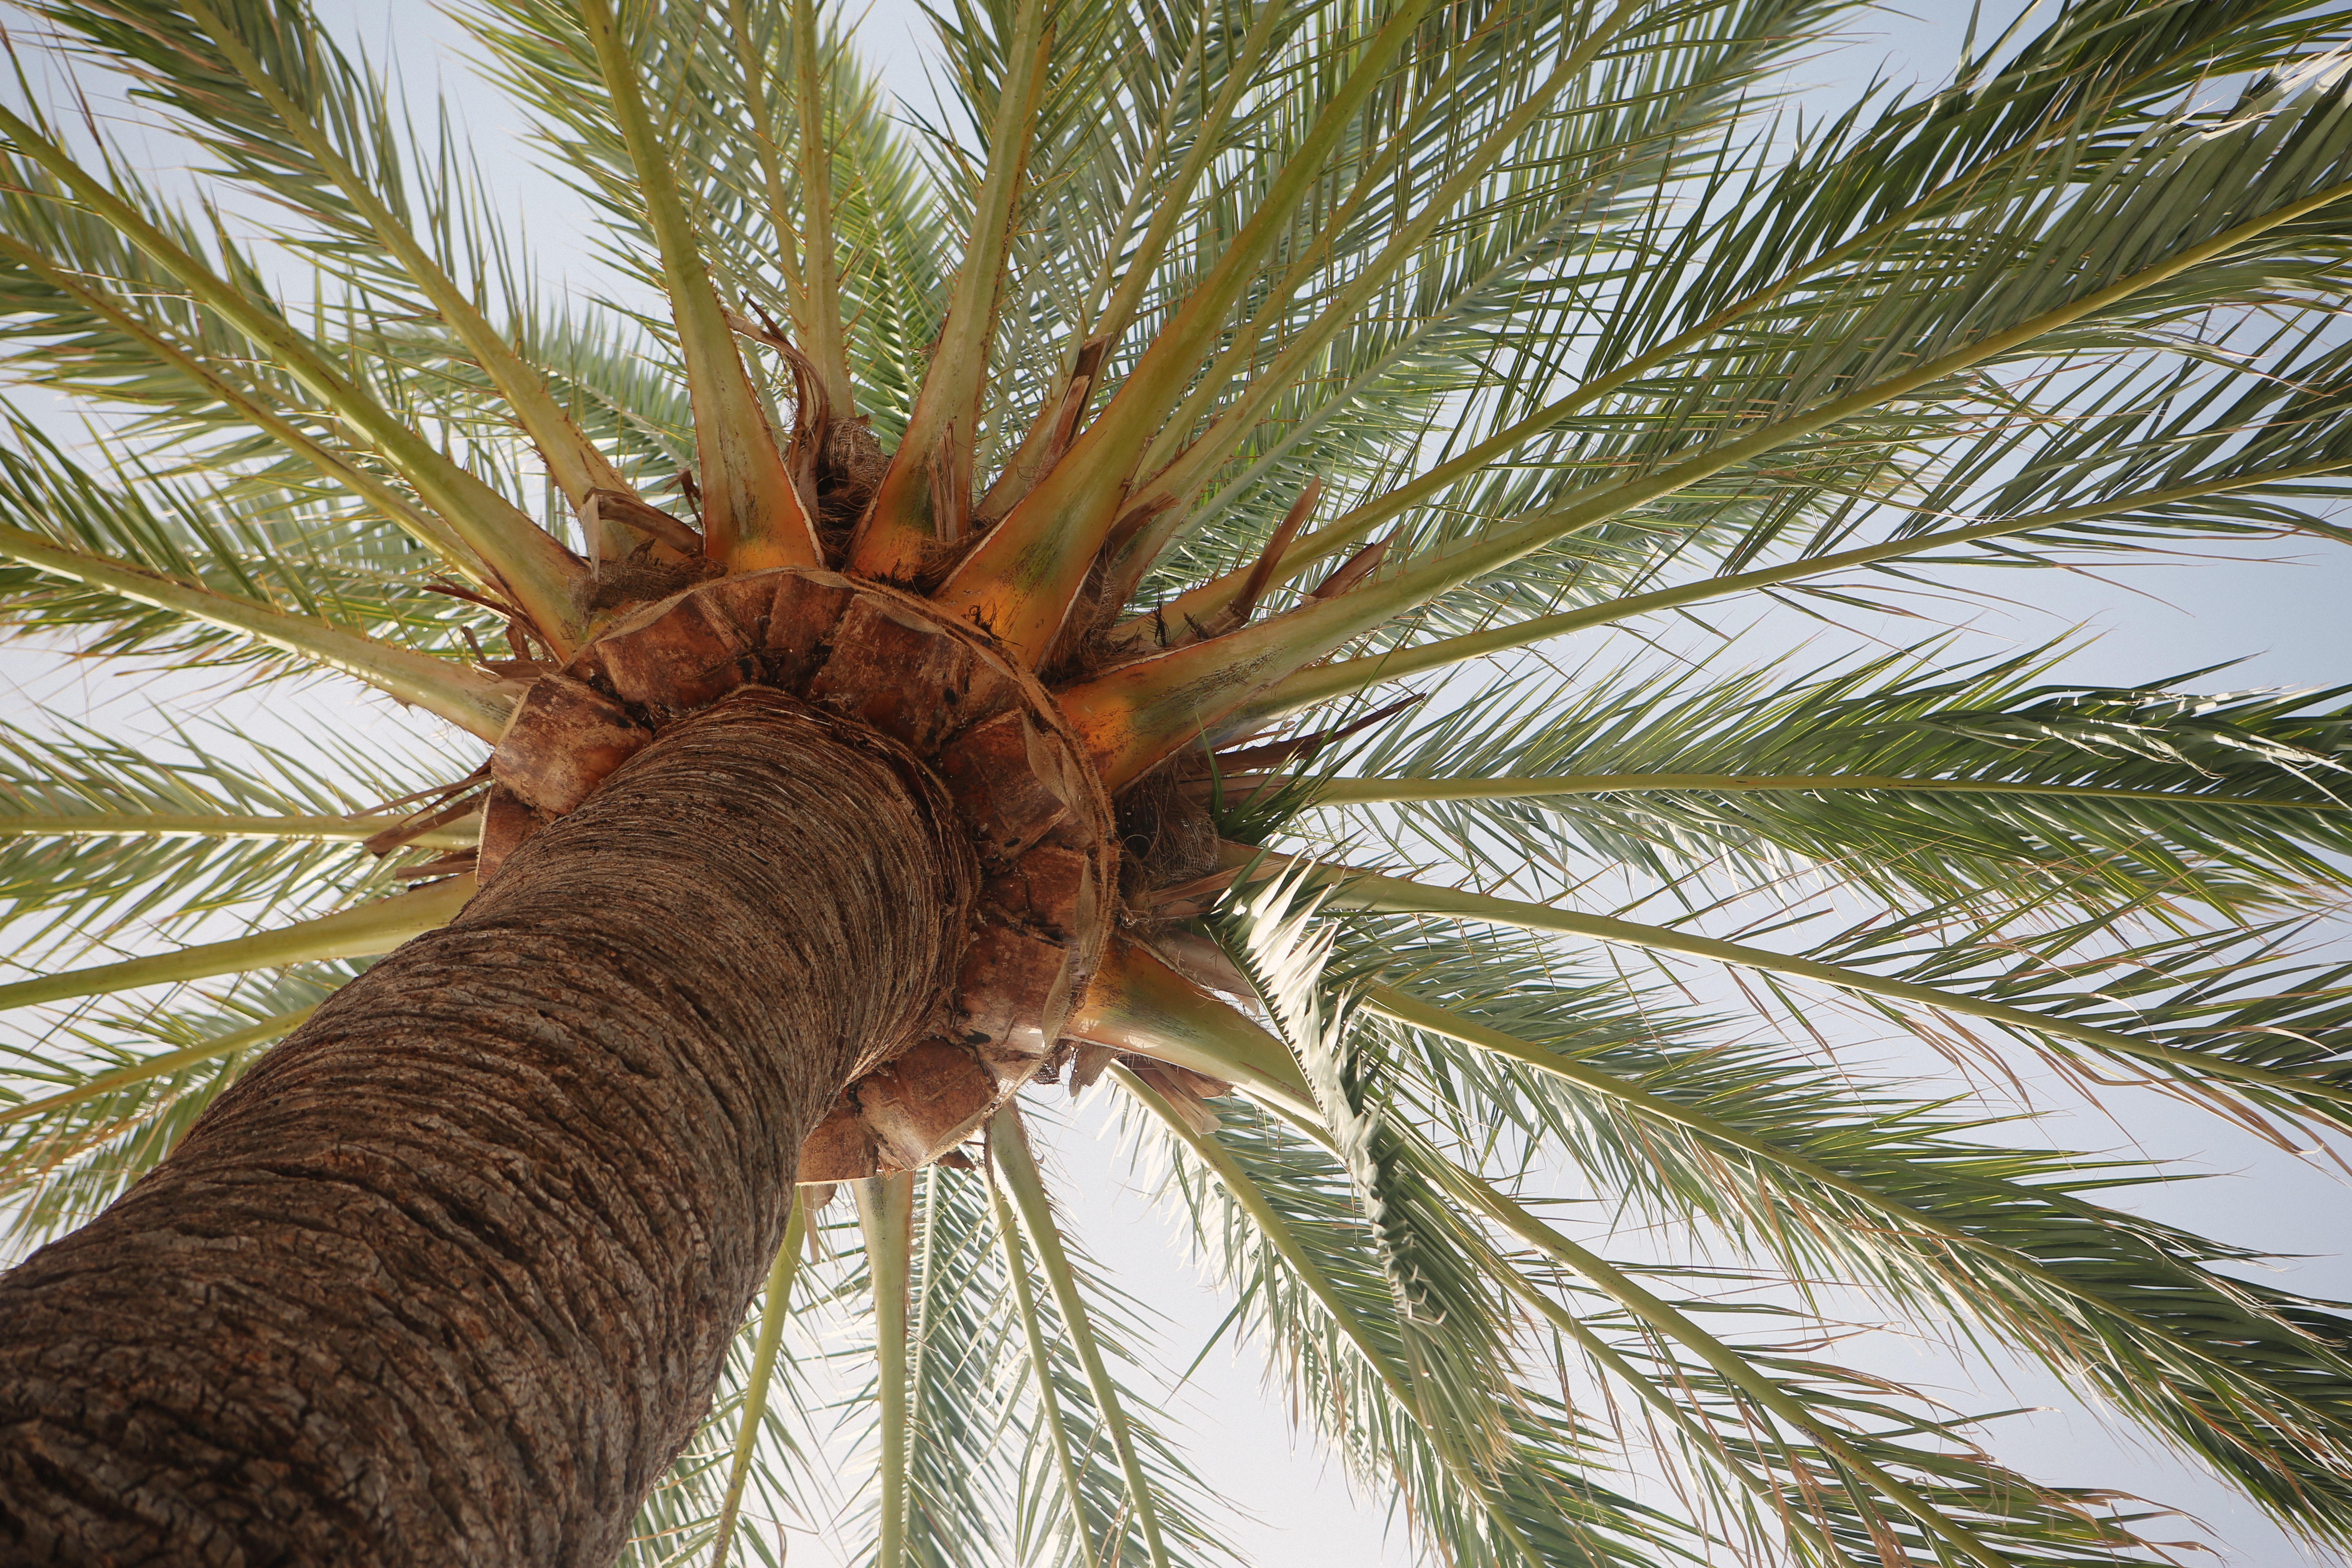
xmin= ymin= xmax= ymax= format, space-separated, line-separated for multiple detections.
xmin=3 ymin=0 xmax=2352 ymax=1561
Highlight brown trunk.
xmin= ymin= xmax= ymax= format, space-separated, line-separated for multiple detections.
xmin=0 ymin=689 xmax=976 ymax=1565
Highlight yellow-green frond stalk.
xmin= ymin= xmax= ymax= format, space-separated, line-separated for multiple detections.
xmin=577 ymin=0 xmax=822 ymax=572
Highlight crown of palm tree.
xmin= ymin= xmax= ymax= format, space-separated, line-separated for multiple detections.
xmin=5 ymin=0 xmax=2352 ymax=1564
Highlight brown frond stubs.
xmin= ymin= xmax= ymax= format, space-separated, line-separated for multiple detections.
xmin=474 ymin=786 xmax=548 ymax=883
xmin=475 ymin=566 xmax=1118 ymax=1185
xmin=855 ymin=1038 xmax=1008 ymax=1172
xmin=577 ymin=590 xmax=755 ymax=714
xmin=808 ymin=596 xmax=1022 ymax=752
xmin=934 ymin=709 xmax=1118 ymax=1086
xmin=490 ymin=675 xmax=651 ymax=817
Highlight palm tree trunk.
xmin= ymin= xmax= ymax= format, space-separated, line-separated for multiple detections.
xmin=0 ymin=688 xmax=976 ymax=1565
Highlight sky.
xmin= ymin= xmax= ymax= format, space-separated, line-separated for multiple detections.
xmin=6 ymin=2 xmax=2352 ymax=1565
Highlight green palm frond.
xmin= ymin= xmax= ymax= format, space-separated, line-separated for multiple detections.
xmin=1125 ymin=0 xmax=1850 ymax=578
xmin=0 ymin=402 xmax=479 ymax=657
xmin=626 ymin=1207 xmax=820 ymax=1568
xmin=1202 ymin=876 xmax=2198 ymax=1566
xmin=900 ymin=1166 xmax=1015 ymax=1568
xmin=990 ymin=1108 xmax=1236 ymax=1568
xmin=1230 ymin=881 xmax=1526 ymax=1472
xmin=1196 ymin=36 xmax=2352 ymax=720
xmin=1306 ymin=644 xmax=2352 ymax=921
xmin=1180 ymin=0 xmax=2352 ymax=617
xmin=460 ymin=0 xmax=950 ymax=431
xmin=0 ymin=150 xmax=462 ymax=527
xmin=0 ymin=971 xmax=346 ymax=1245
xmin=0 ymin=711 xmax=472 ymax=966
xmin=24 ymin=0 xmax=643 ymax=507
xmin=1480 ymin=1219 xmax=2178 ymax=1568
xmin=1128 ymin=1076 xmax=1682 ymax=1568
xmin=1343 ymin=918 xmax=2352 ymax=1537
xmin=769 ymin=1154 xmax=1231 ymax=1568
xmin=1247 ymin=846 xmax=2352 ymax=1153
xmin=1804 ymin=904 xmax=2352 ymax=1140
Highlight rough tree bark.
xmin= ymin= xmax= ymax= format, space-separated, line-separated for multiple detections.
xmin=0 ymin=689 xmax=977 ymax=1566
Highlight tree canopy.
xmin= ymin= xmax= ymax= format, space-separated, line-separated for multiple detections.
xmin=4 ymin=0 xmax=2352 ymax=1564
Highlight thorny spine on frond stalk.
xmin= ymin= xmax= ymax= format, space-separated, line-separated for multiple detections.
xmin=10 ymin=0 xmax=2352 ymax=1564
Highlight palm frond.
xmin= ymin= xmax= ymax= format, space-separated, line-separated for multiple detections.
xmin=0 ymin=973 xmax=343 ymax=1244
xmin=0 ymin=96 xmax=593 ymax=641
xmin=0 ymin=711 xmax=468 ymax=964
xmin=1143 ymin=1 xmax=2352 ymax=633
xmin=0 ymin=873 xmax=472 ymax=1013
xmin=1349 ymin=920 xmax=2352 ymax=1543
xmin=1305 ymin=648 xmax=2352 ymax=923
xmin=458 ymin=0 xmax=951 ymax=434
xmin=1122 ymin=49 xmax=2352 ymax=749
xmin=1219 ymin=885 xmax=2197 ymax=1564
xmin=990 ymin=1106 xmax=1236 ymax=1568
xmin=1461 ymin=1175 xmax=2180 ymax=1568
xmin=29 ymin=0 xmax=637 ymax=513
xmin=1124 ymin=1069 xmax=1684 ymax=1568
xmin=709 ymin=1192 xmax=808 ymax=1568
